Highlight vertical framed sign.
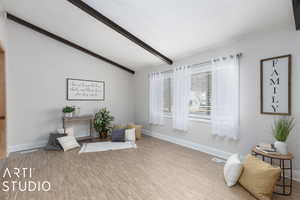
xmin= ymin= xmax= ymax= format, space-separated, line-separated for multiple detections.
xmin=260 ymin=55 xmax=291 ymax=115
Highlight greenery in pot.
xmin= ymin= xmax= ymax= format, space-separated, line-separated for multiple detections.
xmin=94 ymin=108 xmax=114 ymax=139
xmin=272 ymin=117 xmax=295 ymax=155
xmin=62 ymin=106 xmax=75 ymax=113
xmin=272 ymin=117 xmax=295 ymax=142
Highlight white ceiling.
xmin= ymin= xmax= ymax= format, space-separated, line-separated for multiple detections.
xmin=3 ymin=0 xmax=295 ymax=71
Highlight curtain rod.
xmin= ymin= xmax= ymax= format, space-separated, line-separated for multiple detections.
xmin=158 ymin=52 xmax=242 ymax=74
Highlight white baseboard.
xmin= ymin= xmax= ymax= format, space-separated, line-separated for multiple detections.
xmin=7 ymin=133 xmax=89 ymax=154
xmin=142 ymin=129 xmax=300 ymax=182
xmin=142 ymin=129 xmax=232 ymax=159
xmin=293 ymin=170 xmax=300 ymax=182
xmin=8 ymin=140 xmax=48 ymax=153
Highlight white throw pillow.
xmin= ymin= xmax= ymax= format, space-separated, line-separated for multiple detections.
xmin=125 ymin=128 xmax=136 ymax=142
xmin=224 ymin=154 xmax=243 ymax=187
xmin=65 ymin=127 xmax=74 ymax=136
xmin=57 ymin=136 xmax=80 ymax=151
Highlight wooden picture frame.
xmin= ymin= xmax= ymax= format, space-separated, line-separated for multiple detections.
xmin=260 ymin=55 xmax=291 ymax=115
xmin=66 ymin=78 xmax=105 ymax=101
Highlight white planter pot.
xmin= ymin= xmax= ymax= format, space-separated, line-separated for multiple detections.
xmin=274 ymin=141 xmax=288 ymax=155
xmin=74 ymin=107 xmax=80 ymax=116
xmin=64 ymin=112 xmax=73 ymax=118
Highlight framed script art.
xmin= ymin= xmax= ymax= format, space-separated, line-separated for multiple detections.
xmin=67 ymin=78 xmax=105 ymax=101
xmin=260 ymin=55 xmax=291 ymax=115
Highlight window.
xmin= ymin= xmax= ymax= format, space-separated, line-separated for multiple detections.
xmin=163 ymin=77 xmax=172 ymax=113
xmin=189 ymin=71 xmax=212 ymax=118
xmin=162 ymin=68 xmax=212 ymax=120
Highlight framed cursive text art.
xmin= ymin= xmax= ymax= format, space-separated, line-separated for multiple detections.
xmin=67 ymin=78 xmax=105 ymax=101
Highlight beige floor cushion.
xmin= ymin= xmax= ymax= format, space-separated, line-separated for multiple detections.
xmin=128 ymin=124 xmax=142 ymax=139
xmin=239 ymin=154 xmax=281 ymax=200
xmin=57 ymin=135 xmax=80 ymax=151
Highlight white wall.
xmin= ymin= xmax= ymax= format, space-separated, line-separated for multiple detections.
xmin=134 ymin=28 xmax=300 ymax=173
xmin=6 ymin=21 xmax=135 ymax=151
xmin=0 ymin=3 xmax=6 ymax=49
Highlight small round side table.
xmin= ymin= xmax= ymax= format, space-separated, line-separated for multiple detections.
xmin=251 ymin=147 xmax=294 ymax=196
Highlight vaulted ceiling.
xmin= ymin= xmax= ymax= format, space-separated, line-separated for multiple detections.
xmin=3 ymin=0 xmax=295 ymax=72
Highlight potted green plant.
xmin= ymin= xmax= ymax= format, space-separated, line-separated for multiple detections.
xmin=94 ymin=108 xmax=114 ymax=139
xmin=62 ymin=106 xmax=75 ymax=118
xmin=272 ymin=117 xmax=295 ymax=155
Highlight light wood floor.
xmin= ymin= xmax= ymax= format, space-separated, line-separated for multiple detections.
xmin=0 ymin=136 xmax=299 ymax=200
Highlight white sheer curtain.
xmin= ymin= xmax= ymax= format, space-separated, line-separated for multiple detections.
xmin=211 ymin=55 xmax=240 ymax=140
xmin=172 ymin=66 xmax=191 ymax=131
xmin=149 ymin=72 xmax=164 ymax=125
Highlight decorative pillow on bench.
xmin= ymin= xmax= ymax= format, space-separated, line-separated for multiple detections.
xmin=125 ymin=128 xmax=136 ymax=142
xmin=45 ymin=133 xmax=67 ymax=151
xmin=111 ymin=128 xmax=125 ymax=142
xmin=57 ymin=135 xmax=80 ymax=151
xmin=127 ymin=124 xmax=142 ymax=140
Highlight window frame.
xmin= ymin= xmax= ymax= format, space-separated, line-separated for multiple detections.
xmin=162 ymin=72 xmax=173 ymax=117
xmin=163 ymin=76 xmax=172 ymax=114
xmin=161 ymin=64 xmax=212 ymax=122
xmin=189 ymin=65 xmax=212 ymax=121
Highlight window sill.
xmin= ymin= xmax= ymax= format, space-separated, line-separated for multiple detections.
xmin=163 ymin=114 xmax=211 ymax=124
xmin=189 ymin=117 xmax=211 ymax=123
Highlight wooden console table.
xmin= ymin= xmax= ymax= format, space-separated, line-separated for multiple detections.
xmin=252 ymin=147 xmax=294 ymax=196
xmin=62 ymin=115 xmax=95 ymax=141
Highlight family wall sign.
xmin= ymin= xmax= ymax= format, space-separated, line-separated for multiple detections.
xmin=260 ymin=55 xmax=291 ymax=115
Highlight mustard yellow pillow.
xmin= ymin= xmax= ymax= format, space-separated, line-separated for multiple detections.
xmin=239 ymin=155 xmax=281 ymax=200
xmin=127 ymin=124 xmax=142 ymax=140
xmin=113 ymin=125 xmax=127 ymax=130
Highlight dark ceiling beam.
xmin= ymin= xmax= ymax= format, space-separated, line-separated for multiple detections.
xmin=293 ymin=0 xmax=300 ymax=30
xmin=7 ymin=13 xmax=135 ymax=74
xmin=67 ymin=0 xmax=173 ymax=65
